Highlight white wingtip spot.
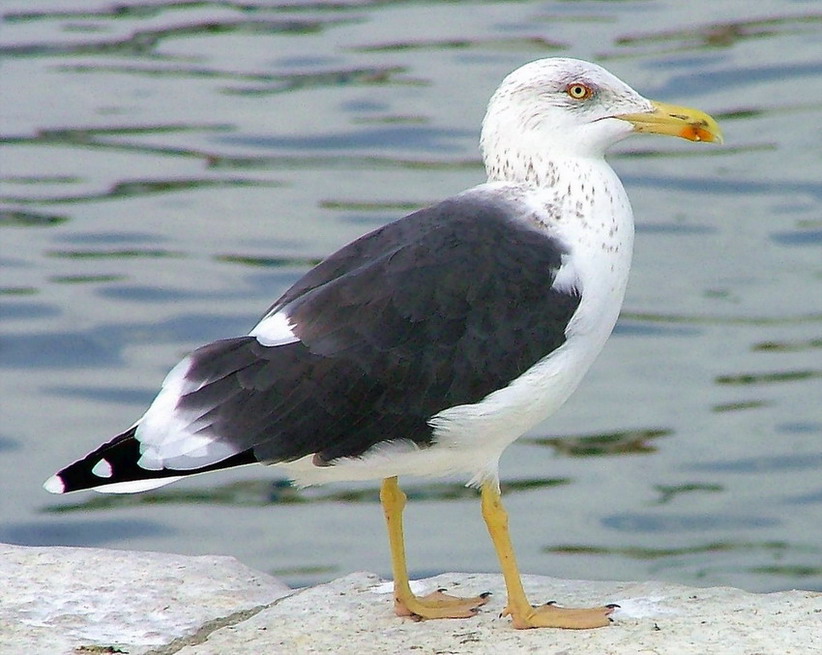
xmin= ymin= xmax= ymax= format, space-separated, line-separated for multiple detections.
xmin=43 ymin=474 xmax=65 ymax=494
xmin=91 ymin=458 xmax=114 ymax=478
xmin=249 ymin=310 xmax=300 ymax=347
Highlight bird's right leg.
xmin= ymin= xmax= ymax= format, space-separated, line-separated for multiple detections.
xmin=380 ymin=476 xmax=490 ymax=620
xmin=480 ymin=480 xmax=615 ymax=629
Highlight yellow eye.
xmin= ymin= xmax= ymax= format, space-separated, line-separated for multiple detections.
xmin=566 ymin=83 xmax=593 ymax=100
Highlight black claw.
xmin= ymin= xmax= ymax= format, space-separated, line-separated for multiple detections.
xmin=437 ymin=587 xmax=447 ymax=593
xmin=480 ymin=592 xmax=492 ymax=599
xmin=605 ymin=603 xmax=621 ymax=609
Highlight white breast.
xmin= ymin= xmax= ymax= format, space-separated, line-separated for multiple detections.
xmin=283 ymin=163 xmax=634 ymax=488
xmin=431 ymin=165 xmax=634 ymax=485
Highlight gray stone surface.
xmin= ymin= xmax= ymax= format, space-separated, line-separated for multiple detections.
xmin=3 ymin=543 xmax=821 ymax=655
xmin=176 ymin=572 xmax=822 ymax=655
xmin=0 ymin=543 xmax=290 ymax=655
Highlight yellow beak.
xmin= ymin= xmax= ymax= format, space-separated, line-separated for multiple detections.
xmin=616 ymin=100 xmax=723 ymax=144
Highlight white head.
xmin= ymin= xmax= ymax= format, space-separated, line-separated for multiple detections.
xmin=480 ymin=58 xmax=722 ymax=183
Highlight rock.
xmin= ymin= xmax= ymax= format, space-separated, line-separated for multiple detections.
xmin=174 ymin=572 xmax=822 ymax=655
xmin=2 ymin=543 xmax=820 ymax=655
xmin=0 ymin=543 xmax=290 ymax=655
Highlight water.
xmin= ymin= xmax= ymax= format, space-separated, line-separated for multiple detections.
xmin=2 ymin=1 xmax=821 ymax=593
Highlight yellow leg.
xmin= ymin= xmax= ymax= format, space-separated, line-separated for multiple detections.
xmin=380 ymin=476 xmax=490 ymax=620
xmin=480 ymin=481 xmax=615 ymax=629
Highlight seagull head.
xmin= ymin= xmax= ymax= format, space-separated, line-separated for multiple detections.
xmin=480 ymin=58 xmax=722 ymax=177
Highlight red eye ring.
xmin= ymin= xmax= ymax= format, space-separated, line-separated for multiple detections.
xmin=566 ymin=83 xmax=593 ymax=100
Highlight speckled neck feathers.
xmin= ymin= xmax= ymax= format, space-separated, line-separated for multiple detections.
xmin=479 ymin=57 xmax=650 ymax=189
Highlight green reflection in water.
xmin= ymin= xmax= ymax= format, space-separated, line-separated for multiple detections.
xmin=352 ymin=36 xmax=563 ymax=53
xmin=716 ymin=370 xmax=821 ymax=385
xmin=621 ymin=311 xmax=822 ymax=326
xmin=1 ymin=128 xmax=484 ymax=175
xmin=49 ymin=274 xmax=128 ymax=284
xmin=2 ymin=15 xmax=340 ymax=57
xmin=546 ymin=540 xmax=793 ymax=560
xmin=47 ymin=248 xmax=183 ymax=260
xmin=209 ymin=154 xmax=484 ymax=173
xmin=36 ymin=123 xmax=231 ymax=140
xmin=270 ymin=564 xmax=337 ymax=579
xmin=319 ymin=200 xmax=424 ymax=212
xmin=229 ymin=67 xmax=419 ymax=96
xmin=57 ymin=64 xmax=416 ymax=96
xmin=215 ymin=254 xmax=322 ymax=269
xmin=654 ymin=483 xmax=723 ymax=505
xmin=352 ymin=115 xmax=427 ymax=125
xmin=5 ymin=3 xmax=196 ymax=21
xmin=527 ymin=428 xmax=670 ymax=457
xmin=0 ymin=209 xmax=68 ymax=227
xmin=751 ymin=564 xmax=822 ymax=578
xmin=0 ymin=287 xmax=37 ymax=296
xmin=752 ymin=338 xmax=822 ymax=352
xmin=614 ymin=15 xmax=822 ymax=51
xmin=3 ymin=178 xmax=281 ymax=205
xmin=711 ymin=400 xmax=771 ymax=413
xmin=2 ymin=175 xmax=81 ymax=184
xmin=42 ymin=477 xmax=569 ymax=514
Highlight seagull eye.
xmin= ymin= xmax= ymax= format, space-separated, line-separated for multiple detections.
xmin=566 ymin=83 xmax=593 ymax=100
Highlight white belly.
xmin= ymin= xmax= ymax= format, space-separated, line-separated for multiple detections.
xmin=282 ymin=169 xmax=635 ymax=488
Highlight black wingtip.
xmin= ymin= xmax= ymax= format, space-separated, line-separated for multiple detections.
xmin=45 ymin=425 xmax=259 ymax=494
xmin=45 ymin=426 xmax=143 ymax=494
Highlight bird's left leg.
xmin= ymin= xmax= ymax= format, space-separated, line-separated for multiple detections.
xmin=480 ymin=480 xmax=616 ymax=629
xmin=380 ymin=476 xmax=490 ymax=620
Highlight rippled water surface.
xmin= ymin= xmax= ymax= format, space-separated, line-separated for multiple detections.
xmin=2 ymin=0 xmax=821 ymax=593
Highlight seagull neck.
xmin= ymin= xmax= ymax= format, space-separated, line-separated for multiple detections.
xmin=484 ymin=149 xmax=609 ymax=189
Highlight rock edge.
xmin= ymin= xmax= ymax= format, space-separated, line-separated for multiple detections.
xmin=2 ymin=543 xmax=820 ymax=655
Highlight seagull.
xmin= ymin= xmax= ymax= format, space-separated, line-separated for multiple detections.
xmin=44 ymin=57 xmax=721 ymax=630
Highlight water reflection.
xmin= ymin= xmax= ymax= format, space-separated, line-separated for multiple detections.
xmin=0 ymin=519 xmax=172 ymax=547
xmin=41 ymin=477 xmax=570 ymax=513
xmin=2 ymin=12 xmax=338 ymax=57
xmin=0 ymin=209 xmax=68 ymax=226
xmin=527 ymin=428 xmax=670 ymax=457
xmin=547 ymin=540 xmax=793 ymax=560
xmin=752 ymin=337 xmax=822 ymax=352
xmin=214 ymin=254 xmax=321 ymax=268
xmin=3 ymin=0 xmax=821 ymax=594
xmin=615 ymin=15 xmax=822 ymax=53
xmin=0 ymin=300 xmax=59 ymax=321
xmin=0 ymin=436 xmax=20 ymax=452
xmin=603 ymin=513 xmax=779 ymax=532
xmin=0 ymin=313 xmax=254 ymax=369
xmin=653 ymin=483 xmax=723 ymax=505
xmin=47 ymin=248 xmax=184 ymax=259
xmin=711 ymin=399 xmax=771 ymax=412
xmin=220 ymin=126 xmax=473 ymax=153
xmin=771 ymin=229 xmax=822 ymax=246
xmin=686 ymin=453 xmax=822 ymax=474
xmin=3 ymin=178 xmax=280 ymax=205
xmin=715 ymin=369 xmax=821 ymax=386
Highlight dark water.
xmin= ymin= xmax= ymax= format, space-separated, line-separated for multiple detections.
xmin=2 ymin=1 xmax=821 ymax=593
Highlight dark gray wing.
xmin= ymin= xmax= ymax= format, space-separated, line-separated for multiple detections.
xmin=174 ymin=192 xmax=581 ymax=465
